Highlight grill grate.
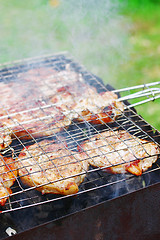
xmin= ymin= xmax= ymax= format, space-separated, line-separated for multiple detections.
xmin=0 ymin=53 xmax=160 ymax=215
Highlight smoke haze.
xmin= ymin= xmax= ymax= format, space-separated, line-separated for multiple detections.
xmin=0 ymin=0 xmax=131 ymax=86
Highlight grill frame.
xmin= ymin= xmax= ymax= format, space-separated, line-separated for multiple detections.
xmin=0 ymin=53 xmax=160 ymax=239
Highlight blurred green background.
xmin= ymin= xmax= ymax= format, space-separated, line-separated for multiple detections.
xmin=0 ymin=0 xmax=159 ymax=130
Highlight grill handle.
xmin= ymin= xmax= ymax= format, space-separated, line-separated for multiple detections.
xmin=114 ymin=82 xmax=160 ymax=108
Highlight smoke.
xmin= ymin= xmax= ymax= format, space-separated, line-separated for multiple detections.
xmin=109 ymin=172 xmax=151 ymax=199
xmin=0 ymin=0 xmax=131 ymax=86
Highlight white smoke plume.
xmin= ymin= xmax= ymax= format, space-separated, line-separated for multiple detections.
xmin=0 ymin=0 xmax=131 ymax=86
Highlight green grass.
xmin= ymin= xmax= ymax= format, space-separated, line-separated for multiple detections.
xmin=0 ymin=0 xmax=159 ymax=130
xmin=115 ymin=1 xmax=160 ymax=130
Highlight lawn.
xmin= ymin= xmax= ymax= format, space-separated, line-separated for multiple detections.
xmin=0 ymin=0 xmax=159 ymax=129
xmin=118 ymin=0 xmax=160 ymax=130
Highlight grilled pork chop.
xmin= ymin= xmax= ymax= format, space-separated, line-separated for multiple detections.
xmin=50 ymin=83 xmax=124 ymax=124
xmin=18 ymin=66 xmax=84 ymax=98
xmin=5 ymin=100 xmax=71 ymax=140
xmin=70 ymin=88 xmax=124 ymax=124
xmin=18 ymin=140 xmax=89 ymax=195
xmin=79 ymin=130 xmax=159 ymax=176
xmin=0 ymin=155 xmax=17 ymax=206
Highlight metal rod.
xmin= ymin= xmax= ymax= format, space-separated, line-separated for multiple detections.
xmin=117 ymin=88 xmax=160 ymax=101
xmin=125 ymin=94 xmax=160 ymax=108
xmin=115 ymin=83 xmax=160 ymax=108
xmin=112 ymin=81 xmax=160 ymax=93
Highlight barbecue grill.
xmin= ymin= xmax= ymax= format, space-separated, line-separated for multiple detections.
xmin=0 ymin=53 xmax=160 ymax=240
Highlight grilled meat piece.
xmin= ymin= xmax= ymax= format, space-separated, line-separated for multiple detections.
xmin=71 ymin=88 xmax=124 ymax=124
xmin=50 ymin=84 xmax=124 ymax=125
xmin=18 ymin=66 xmax=84 ymax=98
xmin=0 ymin=124 xmax=12 ymax=150
xmin=79 ymin=130 xmax=159 ymax=176
xmin=0 ymin=155 xmax=17 ymax=206
xmin=0 ymin=67 xmax=85 ymax=139
xmin=0 ymin=66 xmax=84 ymax=111
xmin=0 ymin=100 xmax=71 ymax=140
xmin=5 ymin=100 xmax=71 ymax=140
xmin=18 ymin=140 xmax=89 ymax=195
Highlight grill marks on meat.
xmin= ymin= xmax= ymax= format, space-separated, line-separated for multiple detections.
xmin=18 ymin=140 xmax=89 ymax=195
xmin=79 ymin=130 xmax=160 ymax=176
xmin=0 ymin=155 xmax=17 ymax=206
